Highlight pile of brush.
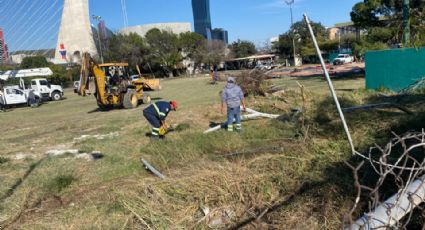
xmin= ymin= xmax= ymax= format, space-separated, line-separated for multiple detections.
xmin=235 ymin=70 xmax=271 ymax=96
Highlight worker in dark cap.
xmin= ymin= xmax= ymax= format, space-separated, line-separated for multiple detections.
xmin=221 ymin=76 xmax=246 ymax=132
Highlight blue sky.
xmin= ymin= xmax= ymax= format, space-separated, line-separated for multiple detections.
xmin=0 ymin=0 xmax=360 ymax=51
xmin=91 ymin=0 xmax=360 ymax=45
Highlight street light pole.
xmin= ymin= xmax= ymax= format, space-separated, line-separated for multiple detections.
xmin=92 ymin=15 xmax=104 ymax=63
xmin=285 ymin=0 xmax=296 ymax=67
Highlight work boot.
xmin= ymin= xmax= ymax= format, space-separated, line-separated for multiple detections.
xmin=235 ymin=124 xmax=242 ymax=133
xmin=150 ymin=135 xmax=160 ymax=141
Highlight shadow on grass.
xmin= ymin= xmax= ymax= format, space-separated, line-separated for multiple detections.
xmin=87 ymin=107 xmax=114 ymax=113
xmin=0 ymin=157 xmax=47 ymax=203
xmin=230 ymin=92 xmax=425 ymax=228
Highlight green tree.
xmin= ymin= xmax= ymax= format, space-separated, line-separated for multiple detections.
xmin=104 ymin=33 xmax=148 ymax=72
xmin=351 ymin=0 xmax=425 ymax=46
xmin=178 ymin=32 xmax=206 ymax=71
xmin=274 ymin=20 xmax=331 ymax=61
xmin=179 ymin=32 xmax=205 ymax=59
xmin=229 ymin=40 xmax=257 ymax=58
xmin=145 ymin=29 xmax=182 ymax=77
xmin=20 ymin=56 xmax=50 ymax=69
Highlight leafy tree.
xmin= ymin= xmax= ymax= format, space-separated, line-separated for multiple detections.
xmin=104 ymin=33 xmax=148 ymax=73
xmin=145 ymin=29 xmax=182 ymax=77
xmin=352 ymin=38 xmax=388 ymax=58
xmin=179 ymin=32 xmax=205 ymax=59
xmin=274 ymin=20 xmax=331 ymax=61
xmin=351 ymin=0 xmax=425 ymax=46
xmin=178 ymin=32 xmax=206 ymax=71
xmin=20 ymin=56 xmax=50 ymax=69
xmin=229 ymin=40 xmax=257 ymax=58
xmin=201 ymin=40 xmax=227 ymax=66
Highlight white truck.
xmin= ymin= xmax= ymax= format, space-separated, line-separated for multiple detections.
xmin=29 ymin=78 xmax=64 ymax=101
xmin=333 ymin=54 xmax=354 ymax=65
xmin=0 ymin=86 xmax=42 ymax=108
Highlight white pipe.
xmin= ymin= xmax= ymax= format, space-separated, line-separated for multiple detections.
xmin=203 ymin=108 xmax=280 ymax=134
xmin=349 ymin=174 xmax=425 ymax=229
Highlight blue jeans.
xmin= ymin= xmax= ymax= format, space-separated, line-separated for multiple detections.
xmin=226 ymin=106 xmax=241 ymax=131
xmin=143 ymin=111 xmax=161 ymax=136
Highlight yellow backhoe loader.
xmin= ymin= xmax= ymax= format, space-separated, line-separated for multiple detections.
xmin=78 ymin=53 xmax=160 ymax=109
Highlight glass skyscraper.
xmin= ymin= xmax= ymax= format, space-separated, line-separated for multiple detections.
xmin=192 ymin=0 xmax=212 ymax=39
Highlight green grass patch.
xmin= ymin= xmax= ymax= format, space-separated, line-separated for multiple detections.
xmin=0 ymin=156 xmax=9 ymax=164
xmin=46 ymin=174 xmax=77 ymax=194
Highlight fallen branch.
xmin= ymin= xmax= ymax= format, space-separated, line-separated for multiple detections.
xmin=342 ymin=102 xmax=413 ymax=115
xmin=204 ymin=107 xmax=280 ymax=134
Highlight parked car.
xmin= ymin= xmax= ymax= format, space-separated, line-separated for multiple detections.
xmin=0 ymin=85 xmax=42 ymax=108
xmin=333 ymin=54 xmax=354 ymax=65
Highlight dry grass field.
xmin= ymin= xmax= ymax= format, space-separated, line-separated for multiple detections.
xmin=1 ymin=73 xmax=425 ymax=229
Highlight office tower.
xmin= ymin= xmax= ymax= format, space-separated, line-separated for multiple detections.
xmin=192 ymin=0 xmax=212 ymax=39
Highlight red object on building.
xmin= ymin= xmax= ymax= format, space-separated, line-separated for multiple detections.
xmin=59 ymin=43 xmax=67 ymax=59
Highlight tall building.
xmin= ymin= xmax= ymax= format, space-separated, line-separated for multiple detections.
xmin=0 ymin=28 xmax=9 ymax=64
xmin=192 ymin=0 xmax=212 ymax=39
xmin=54 ymin=0 xmax=98 ymax=63
xmin=212 ymin=28 xmax=228 ymax=44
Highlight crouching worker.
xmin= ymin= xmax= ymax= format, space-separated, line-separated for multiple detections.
xmin=221 ymin=77 xmax=246 ymax=132
xmin=143 ymin=101 xmax=177 ymax=139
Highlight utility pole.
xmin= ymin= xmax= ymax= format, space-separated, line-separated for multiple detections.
xmin=92 ymin=15 xmax=104 ymax=63
xmin=285 ymin=0 xmax=297 ymax=66
xmin=403 ymin=0 xmax=410 ymax=47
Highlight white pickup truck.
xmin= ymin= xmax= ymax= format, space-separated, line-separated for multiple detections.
xmin=0 ymin=86 xmax=42 ymax=108
xmin=333 ymin=54 xmax=354 ymax=65
xmin=29 ymin=78 xmax=64 ymax=101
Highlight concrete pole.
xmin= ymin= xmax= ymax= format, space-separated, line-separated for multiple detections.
xmin=349 ymin=174 xmax=425 ymax=229
xmin=304 ymin=14 xmax=356 ymax=155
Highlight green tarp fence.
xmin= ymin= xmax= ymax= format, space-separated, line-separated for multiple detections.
xmin=365 ymin=47 xmax=425 ymax=91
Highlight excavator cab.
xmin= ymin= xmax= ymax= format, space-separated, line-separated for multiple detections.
xmin=78 ymin=53 xmax=141 ymax=109
xmin=100 ymin=63 xmax=130 ymax=96
xmin=78 ymin=53 xmax=161 ymax=110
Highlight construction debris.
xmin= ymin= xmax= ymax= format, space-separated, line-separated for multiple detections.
xmin=342 ymin=102 xmax=413 ymax=114
xmin=140 ymin=157 xmax=166 ymax=179
xmin=14 ymin=153 xmax=35 ymax=160
xmin=204 ymin=107 xmax=280 ymax=134
xmin=46 ymin=149 xmax=104 ymax=161
xmin=46 ymin=149 xmax=79 ymax=156
xmin=73 ymin=132 xmax=119 ymax=143
xmin=206 ymin=207 xmax=234 ymax=228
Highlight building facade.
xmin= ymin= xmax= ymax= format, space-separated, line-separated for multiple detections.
xmin=329 ymin=21 xmax=361 ymax=40
xmin=119 ymin=23 xmax=192 ymax=37
xmin=192 ymin=0 xmax=212 ymax=39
